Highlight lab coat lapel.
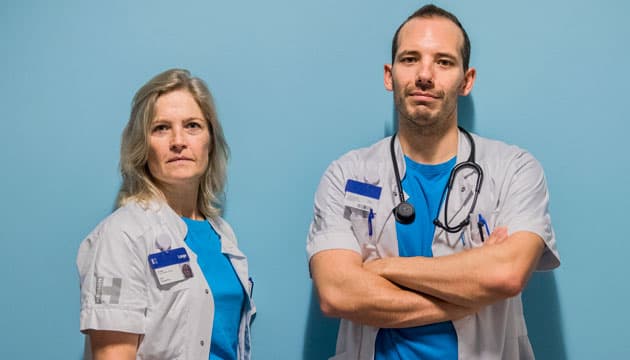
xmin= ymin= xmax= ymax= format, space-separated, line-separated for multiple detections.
xmin=373 ymin=136 xmax=404 ymax=258
xmin=434 ymin=130 xmax=477 ymax=239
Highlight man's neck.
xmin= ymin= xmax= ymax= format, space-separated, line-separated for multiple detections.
xmin=398 ymin=123 xmax=459 ymax=164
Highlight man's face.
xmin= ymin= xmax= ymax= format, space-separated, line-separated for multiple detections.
xmin=385 ymin=17 xmax=475 ymax=134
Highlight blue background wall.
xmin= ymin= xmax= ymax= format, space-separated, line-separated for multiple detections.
xmin=1 ymin=0 xmax=628 ymax=358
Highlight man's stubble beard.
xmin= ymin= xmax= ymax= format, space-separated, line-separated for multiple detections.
xmin=396 ymin=102 xmax=455 ymax=139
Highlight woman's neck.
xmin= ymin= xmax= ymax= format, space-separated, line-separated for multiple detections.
xmin=159 ymin=183 xmax=203 ymax=220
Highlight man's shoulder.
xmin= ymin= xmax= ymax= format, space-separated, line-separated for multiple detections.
xmin=332 ymin=137 xmax=391 ymax=168
xmin=472 ymin=133 xmax=546 ymax=183
xmin=314 ymin=137 xmax=391 ymax=195
xmin=473 ymin=133 xmax=536 ymax=163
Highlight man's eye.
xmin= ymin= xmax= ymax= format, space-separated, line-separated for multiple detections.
xmin=437 ymin=59 xmax=453 ymax=66
xmin=401 ymin=57 xmax=416 ymax=63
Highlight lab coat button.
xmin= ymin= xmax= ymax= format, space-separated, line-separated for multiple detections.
xmin=205 ymin=289 xmax=209 ymax=294
xmin=200 ymin=340 xmax=205 ymax=346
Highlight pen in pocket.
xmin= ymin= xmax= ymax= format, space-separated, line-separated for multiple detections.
xmin=368 ymin=209 xmax=374 ymax=237
xmin=477 ymin=214 xmax=490 ymax=242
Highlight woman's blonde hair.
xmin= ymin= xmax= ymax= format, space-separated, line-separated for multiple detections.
xmin=116 ymin=68 xmax=229 ymax=219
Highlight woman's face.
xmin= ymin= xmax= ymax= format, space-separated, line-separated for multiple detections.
xmin=147 ymin=89 xmax=210 ymax=192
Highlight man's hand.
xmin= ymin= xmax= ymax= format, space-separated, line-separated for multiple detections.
xmin=484 ymin=226 xmax=509 ymax=245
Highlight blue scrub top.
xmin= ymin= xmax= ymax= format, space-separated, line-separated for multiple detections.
xmin=182 ymin=217 xmax=245 ymax=360
xmin=375 ymin=156 xmax=458 ymax=360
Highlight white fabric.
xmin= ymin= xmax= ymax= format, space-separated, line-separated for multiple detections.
xmin=307 ymin=131 xmax=560 ymax=360
xmin=78 ymin=200 xmax=255 ymax=360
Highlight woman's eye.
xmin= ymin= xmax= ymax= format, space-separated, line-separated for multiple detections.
xmin=152 ymin=124 xmax=169 ymax=133
xmin=186 ymin=122 xmax=202 ymax=128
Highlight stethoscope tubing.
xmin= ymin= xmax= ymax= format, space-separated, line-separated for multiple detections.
xmin=391 ymin=126 xmax=483 ymax=233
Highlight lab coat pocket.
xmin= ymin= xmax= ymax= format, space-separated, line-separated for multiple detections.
xmin=143 ymin=285 xmax=190 ymax=358
xmin=468 ymin=209 xmax=499 ymax=247
xmin=347 ymin=208 xmax=374 ymax=260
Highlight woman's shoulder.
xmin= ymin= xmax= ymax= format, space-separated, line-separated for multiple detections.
xmin=88 ymin=200 xmax=162 ymax=242
xmin=77 ymin=201 xmax=164 ymax=270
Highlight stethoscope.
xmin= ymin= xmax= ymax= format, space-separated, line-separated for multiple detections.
xmin=390 ymin=126 xmax=484 ymax=233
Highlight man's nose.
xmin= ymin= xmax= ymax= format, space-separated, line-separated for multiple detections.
xmin=415 ymin=61 xmax=434 ymax=88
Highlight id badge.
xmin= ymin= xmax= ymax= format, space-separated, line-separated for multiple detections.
xmin=344 ymin=179 xmax=382 ymax=212
xmin=148 ymin=247 xmax=193 ymax=286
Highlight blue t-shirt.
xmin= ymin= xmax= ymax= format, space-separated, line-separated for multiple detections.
xmin=182 ymin=217 xmax=245 ymax=360
xmin=375 ymin=156 xmax=458 ymax=360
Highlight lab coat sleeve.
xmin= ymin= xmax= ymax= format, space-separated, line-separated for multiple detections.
xmin=77 ymin=214 xmax=149 ymax=334
xmin=307 ymin=160 xmax=362 ymax=262
xmin=497 ymin=151 xmax=560 ymax=271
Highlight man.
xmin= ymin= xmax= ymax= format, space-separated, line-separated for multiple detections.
xmin=307 ymin=4 xmax=559 ymax=360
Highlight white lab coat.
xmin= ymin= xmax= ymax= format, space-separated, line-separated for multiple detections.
xmin=307 ymin=130 xmax=559 ymax=360
xmin=78 ymin=200 xmax=255 ymax=360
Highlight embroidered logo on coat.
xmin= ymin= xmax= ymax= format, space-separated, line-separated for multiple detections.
xmin=95 ymin=276 xmax=122 ymax=304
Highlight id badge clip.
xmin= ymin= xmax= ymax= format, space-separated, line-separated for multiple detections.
xmin=148 ymin=247 xmax=193 ymax=286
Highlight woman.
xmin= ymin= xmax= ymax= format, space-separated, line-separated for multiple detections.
xmin=77 ymin=69 xmax=255 ymax=360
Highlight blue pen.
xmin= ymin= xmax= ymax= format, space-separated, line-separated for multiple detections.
xmin=368 ymin=209 xmax=374 ymax=237
xmin=478 ymin=214 xmax=490 ymax=242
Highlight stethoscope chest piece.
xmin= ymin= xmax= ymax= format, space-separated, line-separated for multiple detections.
xmin=393 ymin=201 xmax=415 ymax=224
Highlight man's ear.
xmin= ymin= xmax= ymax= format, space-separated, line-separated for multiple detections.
xmin=384 ymin=64 xmax=394 ymax=91
xmin=460 ymin=67 xmax=476 ymax=96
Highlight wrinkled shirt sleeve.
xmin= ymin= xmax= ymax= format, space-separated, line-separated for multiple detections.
xmin=307 ymin=161 xmax=362 ymax=261
xmin=496 ymin=151 xmax=560 ymax=270
xmin=77 ymin=221 xmax=149 ymax=334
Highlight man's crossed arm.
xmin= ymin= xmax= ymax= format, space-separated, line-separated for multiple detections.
xmin=309 ymin=228 xmax=544 ymax=328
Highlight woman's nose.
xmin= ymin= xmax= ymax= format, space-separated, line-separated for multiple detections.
xmin=169 ymin=128 xmax=187 ymax=152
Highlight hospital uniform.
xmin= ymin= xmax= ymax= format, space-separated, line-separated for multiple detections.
xmin=78 ymin=200 xmax=255 ymax=359
xmin=307 ymin=130 xmax=560 ymax=360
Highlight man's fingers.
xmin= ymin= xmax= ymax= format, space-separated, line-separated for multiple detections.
xmin=485 ymin=226 xmax=508 ymax=245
